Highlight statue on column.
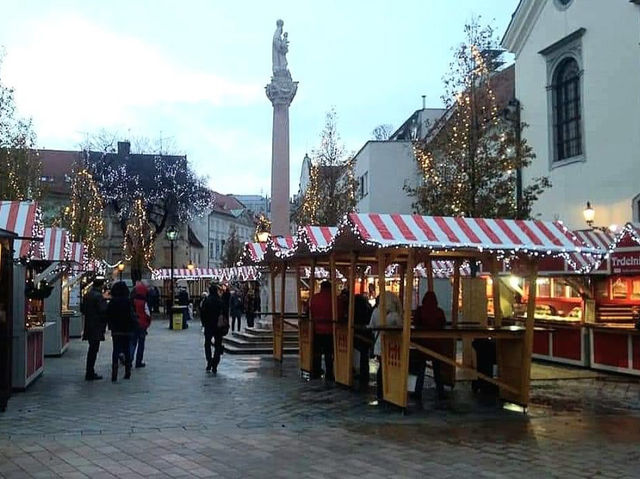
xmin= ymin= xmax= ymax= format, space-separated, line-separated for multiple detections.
xmin=272 ymin=19 xmax=290 ymax=77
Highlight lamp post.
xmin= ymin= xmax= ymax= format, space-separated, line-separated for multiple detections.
xmin=117 ymin=262 xmax=125 ymax=281
xmin=166 ymin=225 xmax=178 ymax=326
xmin=583 ymin=201 xmax=595 ymax=228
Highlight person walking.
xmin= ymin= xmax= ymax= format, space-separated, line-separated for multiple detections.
xmin=148 ymin=285 xmax=160 ymax=313
xmin=230 ymin=289 xmax=243 ymax=332
xmin=201 ymin=283 xmax=225 ymax=374
xmin=130 ymin=281 xmax=152 ymax=369
xmin=106 ymin=281 xmax=137 ymax=382
xmin=244 ymin=288 xmax=256 ymax=329
xmin=177 ymin=285 xmax=190 ymax=328
xmin=81 ymin=278 xmax=108 ymax=381
xmin=309 ymin=281 xmax=343 ymax=381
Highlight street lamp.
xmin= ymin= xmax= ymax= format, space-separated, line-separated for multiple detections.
xmin=117 ymin=262 xmax=125 ymax=281
xmin=583 ymin=202 xmax=595 ymax=228
xmin=166 ymin=225 xmax=178 ymax=326
xmin=187 ymin=260 xmax=195 ymax=271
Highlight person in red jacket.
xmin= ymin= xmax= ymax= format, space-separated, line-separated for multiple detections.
xmin=309 ymin=281 xmax=343 ymax=381
xmin=130 ymin=281 xmax=152 ymax=368
xmin=412 ymin=291 xmax=446 ymax=402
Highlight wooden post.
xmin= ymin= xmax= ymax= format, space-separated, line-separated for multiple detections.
xmin=377 ymin=252 xmax=387 ymax=325
xmin=521 ymin=262 xmax=538 ymax=405
xmin=330 ymin=254 xmax=338 ymax=379
xmin=451 ymin=259 xmax=461 ymax=327
xmin=425 ymin=257 xmax=434 ymax=292
xmin=491 ymin=259 xmax=503 ymax=327
xmin=296 ymin=264 xmax=305 ymax=372
xmin=270 ymin=265 xmax=278 ymax=360
xmin=335 ymin=252 xmax=356 ymax=387
xmin=398 ymin=264 xmax=405 ymax=310
xmin=398 ymin=249 xmax=415 ymax=406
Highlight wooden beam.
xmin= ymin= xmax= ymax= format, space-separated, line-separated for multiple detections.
xmin=309 ymin=258 xmax=317 ymax=297
xmin=491 ymin=259 xmax=503 ymax=327
xmin=425 ymin=256 xmax=434 ymax=292
xmin=330 ymin=253 xmax=337 ymax=324
xmin=410 ymin=342 xmax=520 ymax=396
xmin=521 ymin=262 xmax=538 ymax=405
xmin=451 ymin=259 xmax=461 ymax=327
xmin=377 ymin=251 xmax=387 ymax=326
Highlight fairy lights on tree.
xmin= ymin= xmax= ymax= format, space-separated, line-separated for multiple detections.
xmin=405 ymin=20 xmax=549 ymax=219
xmin=124 ymin=197 xmax=154 ymax=282
xmin=61 ymin=159 xmax=105 ymax=259
xmin=294 ymin=108 xmax=357 ymax=226
xmin=0 ymin=56 xmax=41 ymax=201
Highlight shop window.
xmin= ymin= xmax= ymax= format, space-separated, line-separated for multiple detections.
xmin=611 ymin=278 xmax=628 ymax=300
xmin=595 ymin=279 xmax=608 ymax=299
xmin=552 ymin=280 xmax=565 ymax=298
xmin=537 ymin=278 xmax=551 ymax=298
xmin=631 ymin=279 xmax=640 ymax=300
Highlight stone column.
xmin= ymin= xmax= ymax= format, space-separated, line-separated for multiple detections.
xmin=266 ymin=72 xmax=297 ymax=236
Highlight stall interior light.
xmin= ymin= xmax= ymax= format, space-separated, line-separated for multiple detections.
xmin=509 ymin=275 xmax=521 ymax=290
xmin=117 ymin=263 xmax=125 ymax=272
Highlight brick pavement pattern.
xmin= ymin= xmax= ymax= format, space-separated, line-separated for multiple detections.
xmin=1 ymin=320 xmax=639 ymax=478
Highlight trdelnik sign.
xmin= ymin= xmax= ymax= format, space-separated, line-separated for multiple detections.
xmin=611 ymin=251 xmax=640 ymax=273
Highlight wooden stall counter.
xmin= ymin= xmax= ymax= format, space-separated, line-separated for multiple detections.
xmin=588 ymin=323 xmax=640 ymax=376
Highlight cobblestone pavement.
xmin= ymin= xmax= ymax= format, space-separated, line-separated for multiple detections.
xmin=1 ymin=320 xmax=640 ymax=478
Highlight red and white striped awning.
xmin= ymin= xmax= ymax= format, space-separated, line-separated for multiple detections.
xmin=242 ymin=242 xmax=268 ymax=264
xmin=344 ymin=213 xmax=601 ymax=256
xmin=0 ymin=201 xmax=44 ymax=259
xmin=567 ymin=229 xmax=615 ymax=272
xmin=300 ymin=226 xmax=338 ymax=251
xmin=43 ymin=227 xmax=70 ymax=262
xmin=152 ymin=266 xmax=260 ymax=281
xmin=68 ymin=242 xmax=85 ymax=265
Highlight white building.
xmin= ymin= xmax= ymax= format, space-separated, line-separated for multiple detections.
xmin=502 ymin=0 xmax=640 ymax=229
xmin=206 ymin=194 xmax=255 ymax=268
xmin=352 ymin=108 xmax=445 ymax=214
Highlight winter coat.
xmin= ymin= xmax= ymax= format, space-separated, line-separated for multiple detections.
xmin=230 ymin=294 xmax=243 ymax=317
xmin=414 ymin=291 xmax=447 ymax=358
xmin=309 ymin=288 xmax=344 ymax=335
xmin=81 ymin=286 xmax=107 ymax=341
xmin=107 ymin=282 xmax=137 ymax=336
xmin=368 ymin=291 xmax=403 ymax=356
xmin=201 ymin=291 xmax=223 ymax=333
xmin=132 ymin=282 xmax=152 ymax=330
xmin=221 ymin=289 xmax=231 ymax=318
xmin=177 ymin=289 xmax=189 ymax=306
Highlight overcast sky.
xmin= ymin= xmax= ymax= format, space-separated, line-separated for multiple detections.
xmin=0 ymin=0 xmax=518 ymax=196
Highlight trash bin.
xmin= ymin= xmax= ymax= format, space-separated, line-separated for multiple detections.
xmin=171 ymin=306 xmax=187 ymax=330
xmin=472 ymin=338 xmax=497 ymax=394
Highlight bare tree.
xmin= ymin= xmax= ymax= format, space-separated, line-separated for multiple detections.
xmin=371 ymin=124 xmax=394 ymax=140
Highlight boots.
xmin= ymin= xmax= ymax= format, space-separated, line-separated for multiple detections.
xmin=111 ymin=363 xmax=118 ymax=382
xmin=124 ymin=365 xmax=131 ymax=380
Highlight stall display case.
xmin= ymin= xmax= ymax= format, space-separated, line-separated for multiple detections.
xmin=44 ymin=276 xmax=71 ymax=357
xmin=588 ymin=275 xmax=640 ymax=375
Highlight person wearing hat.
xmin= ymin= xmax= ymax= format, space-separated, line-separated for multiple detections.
xmin=200 ymin=282 xmax=224 ymax=373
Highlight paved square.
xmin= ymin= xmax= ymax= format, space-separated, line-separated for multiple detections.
xmin=1 ymin=320 xmax=639 ymax=478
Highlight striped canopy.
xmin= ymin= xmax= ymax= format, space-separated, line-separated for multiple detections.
xmin=43 ymin=227 xmax=70 ymax=262
xmin=152 ymin=266 xmax=260 ymax=282
xmin=0 ymin=201 xmax=44 ymax=259
xmin=343 ymin=213 xmax=601 ymax=256
xmin=299 ymin=226 xmax=338 ymax=252
xmin=243 ymin=242 xmax=268 ymax=264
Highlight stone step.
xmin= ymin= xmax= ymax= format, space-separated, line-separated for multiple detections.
xmin=223 ymin=343 xmax=298 ymax=355
xmin=233 ymin=331 xmax=298 ymax=342
xmin=223 ymin=336 xmax=298 ymax=348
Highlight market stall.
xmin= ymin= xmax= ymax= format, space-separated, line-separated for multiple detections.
xmin=256 ymin=213 xmax=603 ymax=409
xmin=0 ymin=228 xmax=17 ymax=411
xmin=0 ymin=201 xmax=47 ymax=390
xmin=41 ymin=227 xmax=73 ymax=357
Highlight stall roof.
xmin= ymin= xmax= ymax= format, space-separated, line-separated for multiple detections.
xmin=299 ymin=226 xmax=338 ymax=252
xmin=243 ymin=242 xmax=268 ymax=264
xmin=335 ymin=213 xmax=602 ymax=257
xmin=43 ymin=227 xmax=70 ymax=262
xmin=69 ymin=242 xmax=85 ymax=266
xmin=0 ymin=201 xmax=44 ymax=259
xmin=152 ymin=266 xmax=260 ymax=282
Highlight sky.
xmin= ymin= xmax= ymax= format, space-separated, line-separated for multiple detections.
xmin=0 ymin=0 xmax=519 ymax=197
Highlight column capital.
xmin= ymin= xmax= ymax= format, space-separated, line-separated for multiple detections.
xmin=266 ymin=74 xmax=298 ymax=107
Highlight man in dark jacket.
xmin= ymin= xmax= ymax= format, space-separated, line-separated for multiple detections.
xmin=201 ymin=283 xmax=223 ymax=374
xmin=106 ymin=281 xmax=137 ymax=382
xmin=82 ymin=278 xmax=108 ymax=380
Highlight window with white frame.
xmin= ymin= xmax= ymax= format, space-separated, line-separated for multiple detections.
xmin=357 ymin=172 xmax=369 ymax=200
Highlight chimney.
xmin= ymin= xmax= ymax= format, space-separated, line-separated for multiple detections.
xmin=421 ymin=95 xmax=426 ymax=109
xmin=117 ymin=141 xmax=130 ymax=156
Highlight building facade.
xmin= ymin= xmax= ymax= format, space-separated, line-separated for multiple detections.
xmin=502 ymin=0 xmax=640 ymax=229
xmin=207 ymin=194 xmax=255 ymax=268
xmin=232 ymin=194 xmax=270 ymax=218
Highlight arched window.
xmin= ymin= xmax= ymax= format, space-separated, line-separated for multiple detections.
xmin=553 ymin=58 xmax=582 ymax=162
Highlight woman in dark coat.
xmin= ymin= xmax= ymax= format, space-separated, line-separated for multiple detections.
xmin=201 ymin=283 xmax=224 ymax=374
xmin=106 ymin=281 xmax=137 ymax=382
